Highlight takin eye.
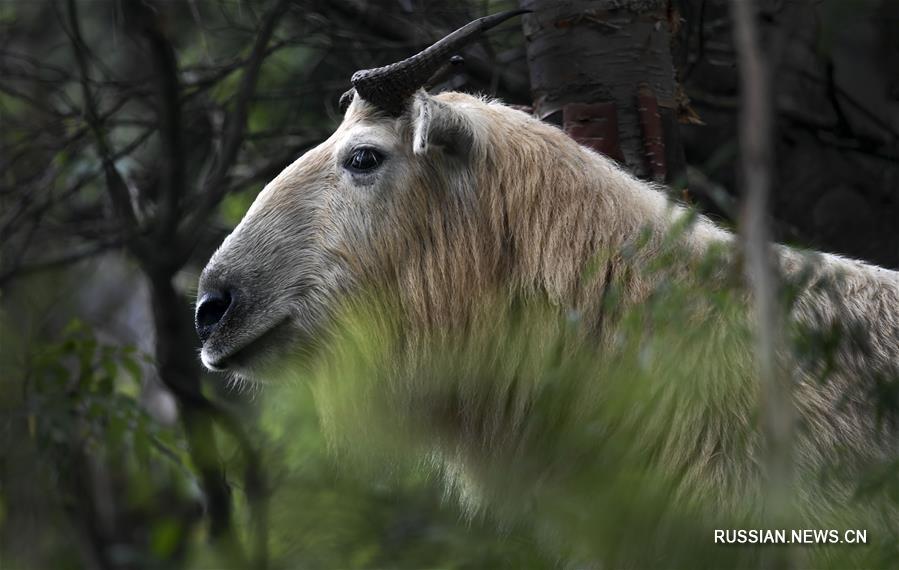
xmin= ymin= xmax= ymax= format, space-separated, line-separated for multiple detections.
xmin=344 ymin=147 xmax=384 ymax=174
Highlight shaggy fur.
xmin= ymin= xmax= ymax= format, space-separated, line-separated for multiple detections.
xmin=340 ymin=91 xmax=899 ymax=460
xmin=198 ymin=90 xmax=899 ymax=560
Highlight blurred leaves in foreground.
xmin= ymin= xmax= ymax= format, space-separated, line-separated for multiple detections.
xmin=257 ymin=229 xmax=898 ymax=568
xmin=1 ymin=318 xmax=201 ymax=569
xmin=3 ymin=226 xmax=899 ymax=569
xmin=1 ymin=307 xmax=548 ymax=569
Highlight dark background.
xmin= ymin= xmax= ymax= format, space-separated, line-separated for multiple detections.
xmin=1 ymin=1 xmax=897 ymax=568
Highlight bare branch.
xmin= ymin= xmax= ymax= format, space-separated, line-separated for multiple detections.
xmin=65 ymin=0 xmax=141 ymax=238
xmin=1 ymin=129 xmax=154 ymax=248
xmin=731 ymin=0 xmax=794 ymax=555
xmin=188 ymin=0 xmax=293 ymax=235
xmin=229 ymin=136 xmax=325 ymax=191
xmin=0 ymin=238 xmax=123 ymax=287
xmin=126 ymin=0 xmax=187 ymax=242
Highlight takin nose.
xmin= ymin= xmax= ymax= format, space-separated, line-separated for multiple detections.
xmin=195 ymin=289 xmax=233 ymax=343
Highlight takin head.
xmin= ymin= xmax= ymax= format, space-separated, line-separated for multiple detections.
xmin=195 ymin=11 xmax=541 ymax=381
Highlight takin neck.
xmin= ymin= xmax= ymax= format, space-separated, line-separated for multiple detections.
xmin=483 ymin=109 xmax=732 ymax=324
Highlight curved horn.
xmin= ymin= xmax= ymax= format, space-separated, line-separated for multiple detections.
xmin=350 ymin=9 xmax=528 ymax=116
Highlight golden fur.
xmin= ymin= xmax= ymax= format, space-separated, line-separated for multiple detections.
xmin=200 ymin=89 xmax=899 ymax=561
xmin=328 ymin=92 xmax=899 ymax=536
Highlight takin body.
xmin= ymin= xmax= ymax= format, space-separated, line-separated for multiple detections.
xmin=197 ymin=87 xmax=899 ymax=562
xmin=195 ymin=9 xmax=899 ymax=557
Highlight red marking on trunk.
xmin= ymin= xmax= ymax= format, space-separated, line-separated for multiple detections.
xmin=563 ymin=102 xmax=625 ymax=163
xmin=637 ymin=84 xmax=667 ymax=182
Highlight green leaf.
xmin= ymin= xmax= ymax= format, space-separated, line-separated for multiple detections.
xmin=150 ymin=518 xmax=183 ymax=558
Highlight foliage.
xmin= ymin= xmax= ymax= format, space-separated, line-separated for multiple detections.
xmin=2 ymin=221 xmax=898 ymax=570
xmin=288 ymin=232 xmax=899 ymax=569
xmin=0 ymin=312 xmax=552 ymax=569
xmin=0 ymin=317 xmax=200 ymax=569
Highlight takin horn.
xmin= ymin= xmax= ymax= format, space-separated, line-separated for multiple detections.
xmin=346 ymin=9 xmax=528 ymax=116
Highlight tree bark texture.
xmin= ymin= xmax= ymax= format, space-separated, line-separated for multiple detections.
xmin=148 ymin=273 xmax=258 ymax=567
xmin=520 ymin=0 xmax=686 ymax=184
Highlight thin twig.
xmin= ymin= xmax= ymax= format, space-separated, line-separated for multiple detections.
xmin=65 ymin=0 xmax=142 ymax=246
xmin=0 ymin=239 xmax=124 ymax=286
xmin=188 ymin=0 xmax=293 ymax=235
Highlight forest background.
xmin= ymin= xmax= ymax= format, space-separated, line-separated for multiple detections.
xmin=1 ymin=0 xmax=897 ymax=568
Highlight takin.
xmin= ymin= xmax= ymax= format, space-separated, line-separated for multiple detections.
xmin=195 ymin=10 xmax=899 ymax=565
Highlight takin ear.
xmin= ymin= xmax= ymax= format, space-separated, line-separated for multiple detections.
xmin=410 ymin=91 xmax=475 ymax=158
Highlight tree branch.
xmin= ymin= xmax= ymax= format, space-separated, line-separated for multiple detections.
xmin=1 ymin=129 xmax=154 ymax=248
xmin=65 ymin=0 xmax=143 ymax=252
xmin=731 ymin=0 xmax=794 ymax=561
xmin=126 ymin=0 xmax=188 ymax=244
xmin=187 ymin=0 xmax=292 ymax=235
xmin=0 ymin=239 xmax=123 ymax=287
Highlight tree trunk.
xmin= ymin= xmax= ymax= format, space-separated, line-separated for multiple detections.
xmin=520 ymin=0 xmax=686 ymax=185
xmin=146 ymin=271 xmax=249 ymax=565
